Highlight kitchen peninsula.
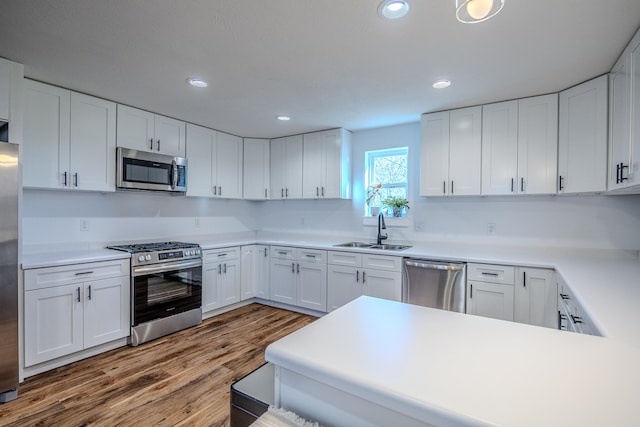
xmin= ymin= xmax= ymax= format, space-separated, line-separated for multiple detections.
xmin=265 ymin=296 xmax=640 ymax=427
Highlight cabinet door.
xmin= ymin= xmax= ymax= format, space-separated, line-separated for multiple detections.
xmin=202 ymin=262 xmax=221 ymax=312
xmin=514 ymin=268 xmax=557 ymax=328
xmin=481 ymin=101 xmax=518 ymax=195
xmin=116 ymin=104 xmax=155 ymax=153
xmin=628 ymin=35 xmax=640 ymax=187
xmin=467 ymin=281 xmax=514 ymax=321
xmin=24 ymin=284 xmax=84 ymax=366
xmin=186 ymin=123 xmax=215 ymax=197
xmin=219 ymin=259 xmax=241 ymax=306
xmin=83 ymin=276 xmax=130 ymax=348
xmin=215 ymin=132 xmax=243 ymax=199
xmin=0 ymin=58 xmax=10 ymax=121
xmin=23 ymin=79 xmax=71 ymax=189
xmin=327 ymin=265 xmax=361 ymax=311
xmin=240 ymin=246 xmax=256 ymax=301
xmin=321 ymin=129 xmax=346 ymax=199
xmin=609 ymin=54 xmax=631 ymax=190
xmin=558 ymin=76 xmax=608 ymax=194
xmin=243 ymin=138 xmax=270 ymax=200
xmin=419 ymin=111 xmax=450 ymax=196
xmin=154 ymin=114 xmax=186 ymax=157
xmin=255 ymin=245 xmax=271 ymax=299
xmin=517 ymin=95 xmax=558 ymax=195
xmin=285 ymin=135 xmax=304 ymax=199
xmin=302 ymin=132 xmax=324 ymax=198
xmin=297 ymin=262 xmax=327 ymax=312
xmin=69 ymin=93 xmax=117 ymax=192
xmin=270 ymin=137 xmax=286 ymax=199
xmin=362 ymin=269 xmax=401 ymax=302
xmin=449 ymin=106 xmax=482 ymax=196
xmin=270 ymin=259 xmax=296 ymax=304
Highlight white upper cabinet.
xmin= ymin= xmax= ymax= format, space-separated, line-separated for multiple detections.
xmin=481 ymin=100 xmax=519 ymax=195
xmin=482 ymin=95 xmax=558 ymax=195
xmin=609 ymin=28 xmax=640 ymax=193
xmin=558 ymin=76 xmax=608 ymax=194
xmin=23 ymin=80 xmax=116 ymax=191
xmin=420 ymin=106 xmax=482 ymax=196
xmin=243 ymin=138 xmax=270 ymax=200
xmin=302 ymin=128 xmax=352 ymax=199
xmin=271 ymin=135 xmax=303 ymax=199
xmin=215 ymin=132 xmax=243 ymax=199
xmin=116 ymin=104 xmax=186 ymax=157
xmin=186 ymin=124 xmax=243 ymax=199
xmin=517 ymin=94 xmax=558 ymax=195
xmin=0 ymin=58 xmax=10 ymax=121
xmin=69 ymin=93 xmax=117 ymax=192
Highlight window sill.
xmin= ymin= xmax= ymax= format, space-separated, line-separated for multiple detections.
xmin=362 ymin=215 xmax=409 ymax=228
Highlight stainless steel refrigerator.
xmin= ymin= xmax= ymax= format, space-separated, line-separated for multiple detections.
xmin=0 ymin=142 xmax=18 ymax=402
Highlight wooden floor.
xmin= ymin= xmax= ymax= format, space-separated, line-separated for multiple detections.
xmin=0 ymin=304 xmax=315 ymax=427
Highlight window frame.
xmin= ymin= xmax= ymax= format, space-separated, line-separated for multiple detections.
xmin=365 ymin=147 xmax=409 ymax=216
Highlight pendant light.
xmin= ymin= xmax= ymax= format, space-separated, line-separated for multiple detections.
xmin=456 ymin=0 xmax=504 ymax=23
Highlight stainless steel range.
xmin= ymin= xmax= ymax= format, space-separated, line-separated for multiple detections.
xmin=107 ymin=241 xmax=202 ymax=346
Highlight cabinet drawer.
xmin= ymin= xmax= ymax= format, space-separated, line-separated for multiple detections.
xmin=467 ymin=263 xmax=515 ymax=285
xmin=328 ymin=251 xmax=362 ymax=267
xmin=203 ymin=247 xmax=239 ymax=263
xmin=296 ymin=248 xmax=326 ymax=264
xmin=362 ymin=254 xmax=401 ymax=272
xmin=271 ymin=246 xmax=295 ymax=260
xmin=24 ymin=259 xmax=130 ymax=291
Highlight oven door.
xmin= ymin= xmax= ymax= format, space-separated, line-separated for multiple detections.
xmin=131 ymin=259 xmax=202 ymax=326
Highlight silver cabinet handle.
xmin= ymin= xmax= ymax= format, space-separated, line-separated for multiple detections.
xmin=362 ymin=271 xmax=366 ymax=283
xmin=286 ymin=188 xmax=289 ymax=198
xmin=281 ymin=188 xmax=284 ymax=198
xmin=451 ymin=181 xmax=454 ymax=194
xmin=305 ymin=254 xmax=316 ymax=258
xmin=157 ymin=140 xmax=160 ymax=151
xmin=520 ymin=177 xmax=524 ymax=192
xmin=570 ymin=314 xmax=583 ymax=324
xmin=150 ymin=138 xmax=154 ymax=150
xmin=291 ymin=263 xmax=295 ymax=273
xmin=470 ymin=284 xmax=473 ymax=298
xmin=223 ymin=263 xmax=227 ymax=274
xmin=74 ymin=271 xmax=93 ymax=276
xmin=264 ymin=247 xmax=268 ymax=257
xmin=511 ymin=178 xmax=515 ymax=193
xmin=63 ymin=171 xmax=68 ymax=187
xmin=76 ymin=287 xmax=81 ymax=302
xmin=296 ymin=263 xmax=300 ymax=274
xmin=265 ymin=188 xmax=268 ymax=199
xmin=278 ymin=251 xmax=287 ymax=255
xmin=73 ymin=173 xmax=78 ymax=187
xmin=321 ymin=186 xmax=325 ymax=197
xmin=217 ymin=253 xmax=227 ymax=257
xmin=443 ymin=181 xmax=446 ymax=194
xmin=559 ymin=175 xmax=564 ymax=191
xmin=523 ymin=271 xmax=526 ymax=287
xmin=481 ymin=272 xmax=499 ymax=277
xmin=218 ymin=264 xmax=222 ymax=274
xmin=213 ymin=186 xmax=217 ymax=195
xmin=88 ymin=285 xmax=92 ymax=300
xmin=316 ymin=187 xmax=319 ymax=197
xmin=356 ymin=270 xmax=359 ymax=282
xmin=218 ymin=186 xmax=222 ymax=196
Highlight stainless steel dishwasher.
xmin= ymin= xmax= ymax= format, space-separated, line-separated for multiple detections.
xmin=402 ymin=258 xmax=466 ymax=312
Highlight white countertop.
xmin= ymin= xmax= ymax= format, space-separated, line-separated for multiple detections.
xmin=265 ymin=296 xmax=640 ymax=427
xmin=21 ymin=234 xmax=640 ymax=347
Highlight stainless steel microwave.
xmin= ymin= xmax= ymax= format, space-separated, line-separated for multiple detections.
xmin=116 ymin=147 xmax=187 ymax=193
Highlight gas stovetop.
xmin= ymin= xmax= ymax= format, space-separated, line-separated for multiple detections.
xmin=107 ymin=241 xmax=202 ymax=266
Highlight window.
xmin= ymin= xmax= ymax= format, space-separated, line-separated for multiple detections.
xmin=365 ymin=147 xmax=408 ymax=216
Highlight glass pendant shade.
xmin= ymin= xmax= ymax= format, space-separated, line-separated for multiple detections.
xmin=456 ymin=0 xmax=504 ymax=23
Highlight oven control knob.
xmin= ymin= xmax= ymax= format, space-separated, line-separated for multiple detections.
xmin=190 ymin=250 xmax=195 ymax=255
xmin=145 ymin=255 xmax=152 ymax=261
xmin=138 ymin=255 xmax=145 ymax=262
xmin=196 ymin=249 xmax=200 ymax=255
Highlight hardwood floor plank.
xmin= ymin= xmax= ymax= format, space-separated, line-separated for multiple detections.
xmin=0 ymin=304 xmax=315 ymax=426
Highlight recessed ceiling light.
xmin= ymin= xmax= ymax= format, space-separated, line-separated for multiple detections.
xmin=187 ymin=78 xmax=208 ymax=88
xmin=432 ymin=79 xmax=451 ymax=89
xmin=377 ymin=0 xmax=410 ymax=20
xmin=276 ymin=116 xmax=291 ymax=121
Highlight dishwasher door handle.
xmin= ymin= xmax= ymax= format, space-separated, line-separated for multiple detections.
xmin=404 ymin=260 xmax=465 ymax=271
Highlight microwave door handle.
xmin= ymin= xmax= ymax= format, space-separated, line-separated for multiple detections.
xmin=171 ymin=159 xmax=178 ymax=190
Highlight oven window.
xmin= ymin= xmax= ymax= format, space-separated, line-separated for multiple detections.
xmin=133 ymin=266 xmax=202 ymax=326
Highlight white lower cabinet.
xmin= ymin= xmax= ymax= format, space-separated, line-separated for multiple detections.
xmin=466 ymin=263 xmax=515 ymax=321
xmin=270 ymin=247 xmax=327 ymax=312
xmin=202 ymin=247 xmax=241 ymax=312
xmin=24 ymin=259 xmax=130 ymax=367
xmin=327 ymin=251 xmax=402 ymax=311
xmin=241 ymin=245 xmax=270 ymax=300
xmin=514 ymin=267 xmax=557 ymax=328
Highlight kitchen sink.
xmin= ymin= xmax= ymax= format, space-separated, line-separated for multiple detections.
xmin=333 ymin=242 xmax=374 ymax=248
xmin=368 ymin=244 xmax=412 ymax=251
xmin=334 ymin=242 xmax=412 ymax=251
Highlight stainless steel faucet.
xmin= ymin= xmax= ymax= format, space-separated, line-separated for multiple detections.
xmin=377 ymin=212 xmax=388 ymax=245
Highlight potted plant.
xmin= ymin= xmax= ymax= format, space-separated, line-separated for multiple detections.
xmin=366 ymin=183 xmax=382 ymax=216
xmin=382 ymin=196 xmax=410 ymax=217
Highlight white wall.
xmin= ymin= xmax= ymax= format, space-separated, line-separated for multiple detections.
xmin=257 ymin=122 xmax=640 ymax=250
xmin=22 ymin=122 xmax=640 ymax=251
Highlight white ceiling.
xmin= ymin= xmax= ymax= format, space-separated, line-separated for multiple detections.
xmin=1 ymin=1 xmax=639 ymax=138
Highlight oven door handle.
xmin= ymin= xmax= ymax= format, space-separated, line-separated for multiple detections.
xmin=132 ymin=259 xmax=202 ymax=276
xmin=171 ymin=159 xmax=178 ymax=190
